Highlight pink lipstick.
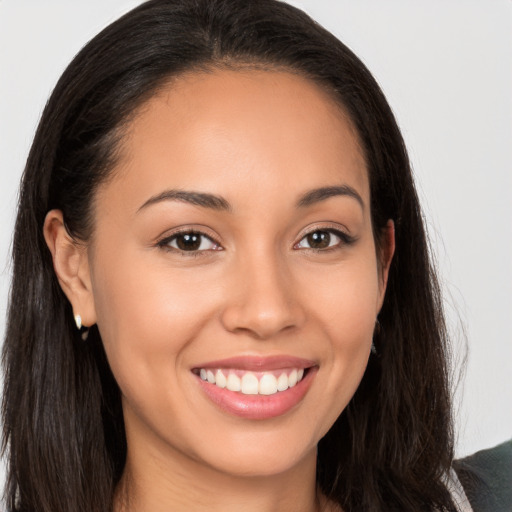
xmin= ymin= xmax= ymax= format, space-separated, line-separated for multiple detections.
xmin=192 ymin=355 xmax=317 ymax=420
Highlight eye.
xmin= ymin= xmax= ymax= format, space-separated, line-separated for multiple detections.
xmin=295 ymin=229 xmax=350 ymax=250
xmin=158 ymin=231 xmax=221 ymax=252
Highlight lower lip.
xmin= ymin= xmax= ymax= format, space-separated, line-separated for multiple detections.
xmin=195 ymin=368 xmax=317 ymax=420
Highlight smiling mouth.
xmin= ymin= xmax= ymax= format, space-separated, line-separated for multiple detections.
xmin=192 ymin=367 xmax=308 ymax=396
xmin=191 ymin=355 xmax=317 ymax=419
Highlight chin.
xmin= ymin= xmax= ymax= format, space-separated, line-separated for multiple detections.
xmin=185 ymin=422 xmax=320 ymax=479
xmin=204 ymin=444 xmax=315 ymax=479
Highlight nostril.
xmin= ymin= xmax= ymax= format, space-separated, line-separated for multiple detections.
xmin=220 ymin=297 xmax=305 ymax=340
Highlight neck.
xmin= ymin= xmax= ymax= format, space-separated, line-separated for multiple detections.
xmin=114 ymin=442 xmax=331 ymax=512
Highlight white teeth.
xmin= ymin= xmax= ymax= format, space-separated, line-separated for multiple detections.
xmin=215 ymin=369 xmax=226 ymax=388
xmin=288 ymin=369 xmax=298 ymax=387
xmin=259 ymin=374 xmax=278 ymax=395
xmin=241 ymin=373 xmax=259 ymax=395
xmin=197 ymin=367 xmax=307 ymax=395
xmin=276 ymin=373 xmax=289 ymax=391
xmin=258 ymin=373 xmax=277 ymax=395
xmin=226 ymin=373 xmax=241 ymax=392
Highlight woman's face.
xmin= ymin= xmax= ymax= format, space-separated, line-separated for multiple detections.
xmin=86 ymin=69 xmax=392 ymax=478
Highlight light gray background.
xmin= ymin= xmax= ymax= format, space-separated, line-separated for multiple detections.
xmin=1 ymin=0 xmax=511 ymax=487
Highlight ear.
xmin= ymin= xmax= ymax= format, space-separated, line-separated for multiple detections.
xmin=376 ymin=219 xmax=395 ymax=312
xmin=43 ymin=210 xmax=97 ymax=328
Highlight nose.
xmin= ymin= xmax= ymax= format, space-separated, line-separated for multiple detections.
xmin=220 ymin=250 xmax=305 ymax=340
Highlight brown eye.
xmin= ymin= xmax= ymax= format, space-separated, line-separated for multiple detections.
xmin=160 ymin=231 xmax=220 ymax=252
xmin=176 ymin=233 xmax=202 ymax=251
xmin=306 ymin=231 xmax=331 ymax=249
xmin=295 ymin=229 xmax=351 ymax=251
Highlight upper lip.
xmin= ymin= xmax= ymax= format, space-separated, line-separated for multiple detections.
xmin=192 ymin=355 xmax=317 ymax=371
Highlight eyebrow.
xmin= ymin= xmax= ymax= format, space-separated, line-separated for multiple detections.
xmin=296 ymin=185 xmax=364 ymax=210
xmin=138 ymin=189 xmax=232 ymax=212
xmin=137 ymin=184 xmax=364 ymax=213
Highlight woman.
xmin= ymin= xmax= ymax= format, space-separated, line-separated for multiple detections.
xmin=1 ymin=1 xmax=507 ymax=511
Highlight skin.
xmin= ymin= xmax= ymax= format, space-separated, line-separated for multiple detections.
xmin=44 ymin=69 xmax=394 ymax=512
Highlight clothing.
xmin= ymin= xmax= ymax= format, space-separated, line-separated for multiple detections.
xmin=447 ymin=468 xmax=473 ymax=511
xmin=453 ymin=439 xmax=512 ymax=512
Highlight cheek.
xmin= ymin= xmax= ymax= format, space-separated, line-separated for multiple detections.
xmin=301 ymin=255 xmax=379 ymax=420
xmin=89 ymin=249 xmax=227 ymax=451
xmin=306 ymin=253 xmax=380 ymax=344
xmin=89 ymin=247 xmax=219 ymax=388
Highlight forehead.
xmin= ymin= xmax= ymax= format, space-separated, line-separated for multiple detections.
xmin=104 ymin=68 xmax=369 ymax=212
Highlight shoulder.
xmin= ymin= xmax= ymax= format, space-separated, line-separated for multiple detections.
xmin=453 ymin=439 xmax=512 ymax=512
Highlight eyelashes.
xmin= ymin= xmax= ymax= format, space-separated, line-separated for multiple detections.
xmin=159 ymin=230 xmax=222 ymax=252
xmin=293 ymin=228 xmax=355 ymax=251
xmin=156 ymin=225 xmax=356 ymax=257
xmin=156 ymin=228 xmax=222 ymax=257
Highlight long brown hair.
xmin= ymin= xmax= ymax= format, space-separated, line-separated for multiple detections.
xmin=2 ymin=1 xmax=455 ymax=510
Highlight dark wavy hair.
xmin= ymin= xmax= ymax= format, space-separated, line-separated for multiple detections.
xmin=2 ymin=1 xmax=456 ymax=511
